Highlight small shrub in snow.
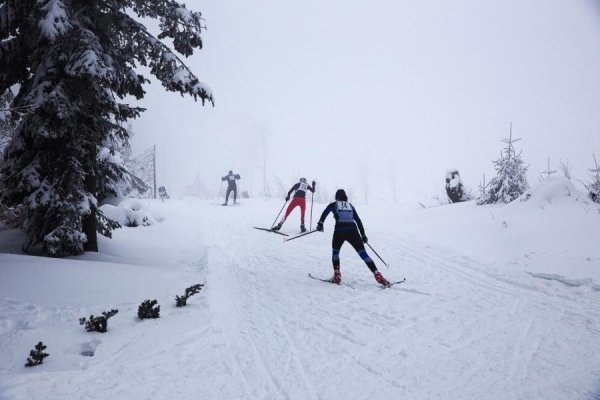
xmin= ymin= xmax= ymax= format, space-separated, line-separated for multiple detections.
xmin=138 ymin=300 xmax=160 ymax=319
xmin=25 ymin=342 xmax=49 ymax=367
xmin=175 ymin=284 xmax=204 ymax=307
xmin=79 ymin=309 xmax=119 ymax=333
xmin=478 ymin=126 xmax=528 ymax=205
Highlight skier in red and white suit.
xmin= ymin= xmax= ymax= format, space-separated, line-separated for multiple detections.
xmin=272 ymin=178 xmax=315 ymax=233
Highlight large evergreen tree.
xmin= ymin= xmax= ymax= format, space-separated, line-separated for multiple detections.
xmin=0 ymin=1 xmax=213 ymax=256
xmin=477 ymin=126 xmax=528 ymax=205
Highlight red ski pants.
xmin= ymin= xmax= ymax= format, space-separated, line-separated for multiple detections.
xmin=282 ymin=197 xmax=307 ymax=224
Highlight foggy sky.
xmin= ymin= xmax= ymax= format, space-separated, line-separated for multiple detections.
xmin=130 ymin=0 xmax=600 ymax=202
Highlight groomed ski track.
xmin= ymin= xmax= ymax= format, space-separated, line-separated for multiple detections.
xmin=1 ymin=198 xmax=599 ymax=400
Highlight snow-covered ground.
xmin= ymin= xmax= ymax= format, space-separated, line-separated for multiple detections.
xmin=1 ymin=178 xmax=600 ymax=400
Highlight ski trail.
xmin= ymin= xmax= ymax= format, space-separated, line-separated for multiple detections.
xmin=3 ymin=199 xmax=599 ymax=400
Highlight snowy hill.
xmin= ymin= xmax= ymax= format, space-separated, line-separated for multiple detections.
xmin=1 ymin=183 xmax=600 ymax=400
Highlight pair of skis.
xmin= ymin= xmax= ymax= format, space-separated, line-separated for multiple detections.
xmin=307 ymin=273 xmax=406 ymax=289
xmin=253 ymin=226 xmax=288 ymax=236
xmin=253 ymin=227 xmax=317 ymax=241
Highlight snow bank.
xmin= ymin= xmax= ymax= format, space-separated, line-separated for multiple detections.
xmin=518 ymin=176 xmax=587 ymax=204
xmin=384 ymin=177 xmax=600 ymax=286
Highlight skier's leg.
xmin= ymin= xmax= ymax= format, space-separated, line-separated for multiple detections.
xmin=347 ymin=230 xmax=377 ymax=273
xmin=347 ymin=231 xmax=390 ymax=285
xmin=298 ymin=197 xmax=306 ymax=228
xmin=280 ymin=197 xmax=300 ymax=224
xmin=233 ymin=186 xmax=238 ymax=203
xmin=330 ymin=231 xmax=345 ymax=283
xmin=224 ymin=187 xmax=232 ymax=205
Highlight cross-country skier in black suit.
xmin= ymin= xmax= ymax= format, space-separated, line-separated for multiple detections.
xmin=316 ymin=189 xmax=390 ymax=286
xmin=221 ymin=170 xmax=241 ymax=205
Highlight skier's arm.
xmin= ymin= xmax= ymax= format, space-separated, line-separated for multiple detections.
xmin=235 ymin=174 xmax=241 ymax=179
xmin=318 ymin=203 xmax=335 ymax=224
xmin=287 ymin=183 xmax=299 ymax=199
xmin=308 ymin=180 xmax=316 ymax=193
xmin=351 ymin=205 xmax=366 ymax=237
xmin=221 ymin=176 xmax=226 ymax=181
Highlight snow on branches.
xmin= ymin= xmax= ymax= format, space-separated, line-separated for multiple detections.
xmin=36 ymin=0 xmax=70 ymax=42
xmin=477 ymin=124 xmax=529 ymax=205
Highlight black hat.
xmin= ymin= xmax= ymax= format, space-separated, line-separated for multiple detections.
xmin=228 ymin=170 xmax=233 ymax=174
xmin=335 ymin=189 xmax=348 ymax=201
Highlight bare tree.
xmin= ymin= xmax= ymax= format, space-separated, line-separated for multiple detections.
xmin=558 ymin=159 xmax=573 ymax=180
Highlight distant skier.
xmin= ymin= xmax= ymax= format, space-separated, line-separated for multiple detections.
xmin=316 ymin=189 xmax=390 ymax=287
xmin=272 ymin=178 xmax=315 ymax=232
xmin=221 ymin=170 xmax=241 ymax=205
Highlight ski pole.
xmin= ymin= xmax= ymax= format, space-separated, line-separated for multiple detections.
xmin=270 ymin=200 xmax=287 ymax=229
xmin=284 ymin=230 xmax=318 ymax=242
xmin=310 ymin=191 xmax=314 ymax=230
xmin=367 ymin=243 xmax=389 ymax=267
xmin=216 ymin=181 xmax=224 ymax=204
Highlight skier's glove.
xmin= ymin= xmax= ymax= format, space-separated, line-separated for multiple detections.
xmin=316 ymin=222 xmax=324 ymax=232
xmin=285 ymin=195 xmax=290 ymax=201
xmin=362 ymin=235 xmax=368 ymax=244
xmin=312 ymin=180 xmax=316 ymax=187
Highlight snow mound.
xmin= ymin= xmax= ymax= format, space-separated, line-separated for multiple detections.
xmin=519 ymin=176 xmax=587 ymax=203
xmin=100 ymin=199 xmax=156 ymax=227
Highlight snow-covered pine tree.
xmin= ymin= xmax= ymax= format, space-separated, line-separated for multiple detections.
xmin=0 ymin=1 xmax=213 ymax=256
xmin=477 ymin=124 xmax=528 ymax=205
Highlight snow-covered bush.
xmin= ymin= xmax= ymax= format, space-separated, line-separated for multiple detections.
xmin=25 ymin=342 xmax=49 ymax=367
xmin=445 ymin=170 xmax=471 ymax=203
xmin=478 ymin=131 xmax=528 ymax=205
xmin=138 ymin=300 xmax=160 ymax=319
xmin=99 ymin=199 xmax=156 ymax=228
xmin=79 ymin=309 xmax=119 ymax=333
xmin=175 ymin=284 xmax=204 ymax=307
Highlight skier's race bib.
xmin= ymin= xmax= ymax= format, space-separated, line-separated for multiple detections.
xmin=297 ymin=182 xmax=308 ymax=193
xmin=228 ymin=175 xmax=235 ymax=181
xmin=335 ymin=201 xmax=354 ymax=223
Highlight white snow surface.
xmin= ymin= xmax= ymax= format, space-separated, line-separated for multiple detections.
xmin=1 ymin=186 xmax=600 ymax=400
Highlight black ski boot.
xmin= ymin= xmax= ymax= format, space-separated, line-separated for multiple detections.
xmin=271 ymin=223 xmax=283 ymax=231
xmin=300 ymin=224 xmax=306 ymax=233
